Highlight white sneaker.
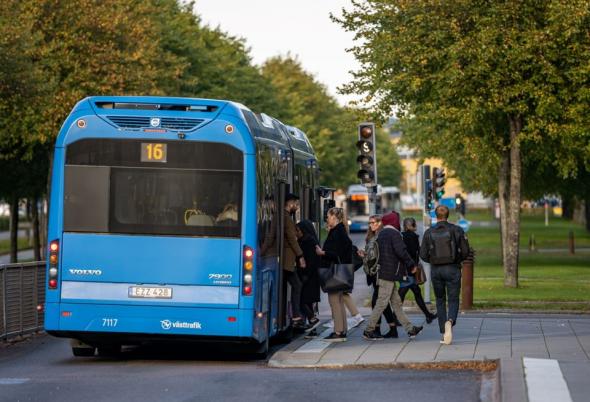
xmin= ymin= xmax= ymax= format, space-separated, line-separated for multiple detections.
xmin=352 ymin=314 xmax=365 ymax=328
xmin=443 ymin=320 xmax=453 ymax=345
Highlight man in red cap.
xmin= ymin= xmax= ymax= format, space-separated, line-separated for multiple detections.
xmin=363 ymin=212 xmax=423 ymax=340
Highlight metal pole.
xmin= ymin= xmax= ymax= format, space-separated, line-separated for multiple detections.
xmin=369 ymin=185 xmax=377 ymax=215
xmin=545 ymin=201 xmax=549 ymax=226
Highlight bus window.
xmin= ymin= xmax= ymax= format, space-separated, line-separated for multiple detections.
xmin=63 ymin=139 xmax=243 ymax=238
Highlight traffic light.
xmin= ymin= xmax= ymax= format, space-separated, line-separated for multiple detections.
xmin=433 ymin=167 xmax=446 ymax=201
xmin=356 ymin=123 xmax=377 ymax=186
xmin=425 ymin=179 xmax=434 ymax=211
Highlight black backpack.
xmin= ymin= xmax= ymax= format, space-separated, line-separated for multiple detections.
xmin=428 ymin=224 xmax=457 ymax=265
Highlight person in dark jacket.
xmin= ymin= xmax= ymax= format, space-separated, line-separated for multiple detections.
xmin=360 ymin=214 xmax=402 ymax=338
xmin=315 ymin=207 xmax=353 ymax=342
xmin=363 ymin=212 xmax=423 ymax=341
xmin=282 ymin=193 xmax=306 ymax=329
xmin=296 ymin=220 xmax=321 ymax=334
xmin=420 ymin=205 xmax=470 ymax=345
xmin=399 ymin=217 xmax=437 ymax=323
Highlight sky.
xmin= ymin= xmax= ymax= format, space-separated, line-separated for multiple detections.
xmin=192 ymin=0 xmax=360 ymax=106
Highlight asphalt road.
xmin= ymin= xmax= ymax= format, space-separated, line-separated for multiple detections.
xmin=0 ymin=334 xmax=484 ymax=402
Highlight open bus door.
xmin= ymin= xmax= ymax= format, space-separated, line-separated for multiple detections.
xmin=276 ymin=181 xmax=290 ymax=333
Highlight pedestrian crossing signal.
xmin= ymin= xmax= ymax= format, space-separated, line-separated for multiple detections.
xmin=356 ymin=123 xmax=377 ymax=186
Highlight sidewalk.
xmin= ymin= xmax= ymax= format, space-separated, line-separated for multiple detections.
xmin=268 ymin=271 xmax=590 ymax=402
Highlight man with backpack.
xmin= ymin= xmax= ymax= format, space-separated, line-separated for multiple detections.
xmin=420 ymin=205 xmax=470 ymax=345
xmin=363 ymin=212 xmax=423 ymax=341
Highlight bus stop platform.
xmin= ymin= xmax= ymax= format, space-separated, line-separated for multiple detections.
xmin=268 ymin=312 xmax=590 ymax=402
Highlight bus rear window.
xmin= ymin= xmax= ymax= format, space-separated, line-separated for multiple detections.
xmin=63 ymin=139 xmax=243 ymax=237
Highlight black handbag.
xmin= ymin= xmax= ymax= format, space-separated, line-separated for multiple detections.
xmin=318 ymin=258 xmax=355 ymax=293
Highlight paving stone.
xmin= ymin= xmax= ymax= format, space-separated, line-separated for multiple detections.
xmin=474 ymin=318 xmax=512 ymax=360
xmin=542 ymin=319 xmax=588 ymax=361
xmin=511 ymin=319 xmax=549 ymax=359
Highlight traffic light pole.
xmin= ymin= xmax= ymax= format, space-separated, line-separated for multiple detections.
xmin=421 ymin=164 xmax=432 ymax=304
xmin=369 ymin=185 xmax=378 ymax=215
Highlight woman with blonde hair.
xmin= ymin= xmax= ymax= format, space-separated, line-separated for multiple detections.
xmin=315 ymin=207 xmax=354 ymax=342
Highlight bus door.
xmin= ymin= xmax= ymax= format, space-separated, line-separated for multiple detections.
xmin=276 ymin=181 xmax=290 ymax=330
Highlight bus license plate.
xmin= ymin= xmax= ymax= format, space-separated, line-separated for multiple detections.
xmin=128 ymin=286 xmax=172 ymax=299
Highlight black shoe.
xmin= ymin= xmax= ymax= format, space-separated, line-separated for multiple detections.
xmin=426 ymin=313 xmax=437 ymax=324
xmin=292 ymin=319 xmax=306 ymax=332
xmin=363 ymin=330 xmax=384 ymax=341
xmin=407 ymin=325 xmax=423 ymax=338
xmin=374 ymin=327 xmax=382 ymax=337
xmin=307 ymin=317 xmax=321 ymax=331
xmin=304 ymin=329 xmax=319 ymax=339
xmin=383 ymin=327 xmax=399 ymax=338
xmin=324 ymin=332 xmax=347 ymax=342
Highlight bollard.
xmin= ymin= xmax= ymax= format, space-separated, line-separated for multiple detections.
xmin=569 ymin=230 xmax=575 ymax=255
xmin=461 ymin=248 xmax=475 ymax=310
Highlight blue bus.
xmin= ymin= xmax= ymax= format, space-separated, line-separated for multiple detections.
xmin=44 ymin=96 xmax=323 ymax=357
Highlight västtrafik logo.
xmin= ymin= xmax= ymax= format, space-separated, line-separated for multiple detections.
xmin=160 ymin=320 xmax=201 ymax=330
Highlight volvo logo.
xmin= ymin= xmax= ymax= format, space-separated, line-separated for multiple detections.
xmin=150 ymin=117 xmax=161 ymax=127
xmin=69 ymin=269 xmax=102 ymax=276
xmin=160 ymin=320 xmax=172 ymax=330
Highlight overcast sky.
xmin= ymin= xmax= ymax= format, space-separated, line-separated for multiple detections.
xmin=193 ymin=0 xmax=360 ymax=106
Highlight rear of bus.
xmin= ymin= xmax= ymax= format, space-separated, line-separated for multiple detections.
xmin=44 ymin=96 xmax=265 ymax=353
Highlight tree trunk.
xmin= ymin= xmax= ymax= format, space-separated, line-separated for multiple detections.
xmin=585 ymin=199 xmax=590 ymax=232
xmin=9 ymin=197 xmax=19 ymax=264
xmin=561 ymin=195 xmax=574 ymax=220
xmin=504 ymin=116 xmax=523 ymax=288
xmin=31 ymin=196 xmax=41 ymax=261
xmin=498 ymin=150 xmax=510 ymax=269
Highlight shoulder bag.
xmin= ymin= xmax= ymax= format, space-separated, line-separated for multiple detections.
xmin=318 ymin=257 xmax=355 ymax=293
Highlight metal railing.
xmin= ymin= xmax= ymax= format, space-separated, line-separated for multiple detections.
xmin=0 ymin=261 xmax=46 ymax=340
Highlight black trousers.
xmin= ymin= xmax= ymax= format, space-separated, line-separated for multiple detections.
xmin=431 ymin=265 xmax=462 ymax=333
xmin=398 ymin=283 xmax=433 ymax=318
xmin=285 ymin=270 xmax=303 ymax=319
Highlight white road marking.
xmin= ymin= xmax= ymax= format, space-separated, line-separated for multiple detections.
xmin=523 ymin=357 xmax=573 ymax=402
xmin=0 ymin=378 xmax=30 ymax=385
xmin=293 ymin=328 xmax=334 ymax=354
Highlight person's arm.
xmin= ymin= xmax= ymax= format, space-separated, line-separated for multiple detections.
xmin=392 ymin=231 xmax=415 ymax=270
xmin=419 ymin=230 xmax=431 ymax=263
xmin=284 ymin=217 xmax=304 ymax=260
xmin=455 ymin=226 xmax=470 ymax=261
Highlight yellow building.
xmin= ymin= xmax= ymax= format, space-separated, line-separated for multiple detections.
xmin=390 ymin=129 xmax=464 ymax=210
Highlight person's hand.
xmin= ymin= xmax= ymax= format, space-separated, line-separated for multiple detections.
xmin=299 ymin=256 xmax=306 ymax=268
xmin=357 ymin=249 xmax=366 ymax=257
xmin=410 ymin=266 xmax=418 ymax=273
xmin=315 ymin=245 xmax=325 ymax=256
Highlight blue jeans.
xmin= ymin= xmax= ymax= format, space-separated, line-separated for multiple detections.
xmin=431 ymin=265 xmax=461 ymax=334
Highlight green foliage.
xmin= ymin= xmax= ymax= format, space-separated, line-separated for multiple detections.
xmin=261 ymin=56 xmax=402 ymax=188
xmin=334 ymin=0 xmax=590 ymax=194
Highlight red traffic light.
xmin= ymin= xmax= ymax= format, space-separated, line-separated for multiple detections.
xmin=359 ymin=125 xmax=373 ymax=138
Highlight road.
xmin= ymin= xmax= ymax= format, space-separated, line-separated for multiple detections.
xmin=0 ymin=334 xmax=483 ymax=402
xmin=0 ymin=232 xmax=485 ymax=402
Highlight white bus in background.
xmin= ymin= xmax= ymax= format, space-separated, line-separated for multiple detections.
xmin=345 ymin=185 xmax=401 ymax=232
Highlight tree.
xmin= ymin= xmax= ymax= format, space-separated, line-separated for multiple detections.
xmin=261 ymin=56 xmax=402 ymax=189
xmin=334 ymin=0 xmax=590 ymax=287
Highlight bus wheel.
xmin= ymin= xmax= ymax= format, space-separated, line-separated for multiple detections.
xmin=71 ymin=339 xmax=96 ymax=357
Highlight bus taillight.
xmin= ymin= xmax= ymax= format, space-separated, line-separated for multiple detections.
xmin=48 ymin=240 xmax=60 ymax=289
xmin=242 ymin=245 xmax=254 ymax=296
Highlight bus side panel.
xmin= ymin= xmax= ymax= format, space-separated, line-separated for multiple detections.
xmin=46 ymin=147 xmax=66 ymax=305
